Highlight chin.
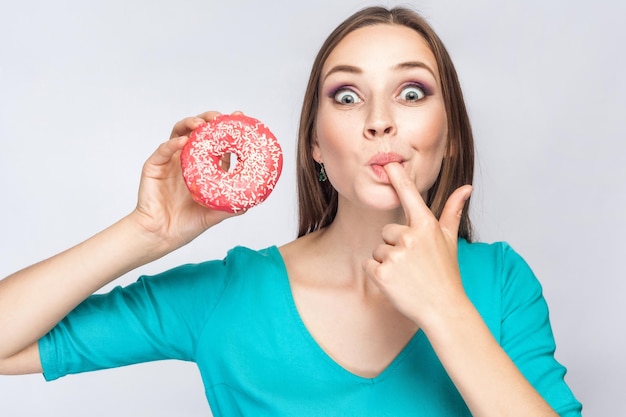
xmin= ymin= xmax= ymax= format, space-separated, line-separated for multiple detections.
xmin=361 ymin=191 xmax=402 ymax=212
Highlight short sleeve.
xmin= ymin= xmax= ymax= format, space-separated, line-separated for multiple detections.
xmin=38 ymin=258 xmax=230 ymax=381
xmin=499 ymin=243 xmax=582 ymax=416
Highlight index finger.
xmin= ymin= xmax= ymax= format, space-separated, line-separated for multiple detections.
xmin=196 ymin=110 xmax=223 ymax=122
xmin=169 ymin=111 xmax=222 ymax=139
xmin=384 ymin=162 xmax=431 ymax=226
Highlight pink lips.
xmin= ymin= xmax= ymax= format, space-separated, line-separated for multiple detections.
xmin=368 ymin=153 xmax=405 ymax=183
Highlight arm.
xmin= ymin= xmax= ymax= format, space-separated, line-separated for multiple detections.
xmin=420 ymin=292 xmax=559 ymax=416
xmin=0 ymin=111 xmax=237 ymax=373
xmin=364 ymin=162 xmax=563 ymax=417
xmin=0 ymin=214 xmax=162 ymax=374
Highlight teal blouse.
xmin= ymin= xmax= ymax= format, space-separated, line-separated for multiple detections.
xmin=39 ymin=240 xmax=582 ymax=416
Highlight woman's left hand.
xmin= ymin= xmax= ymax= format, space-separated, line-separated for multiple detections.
xmin=364 ymin=163 xmax=559 ymax=417
xmin=363 ymin=162 xmax=473 ymax=330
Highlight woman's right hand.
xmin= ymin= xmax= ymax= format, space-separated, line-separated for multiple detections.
xmin=131 ymin=111 xmax=243 ymax=253
xmin=0 ymin=111 xmax=246 ymax=366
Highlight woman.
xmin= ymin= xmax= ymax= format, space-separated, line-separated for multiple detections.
xmin=0 ymin=6 xmax=581 ymax=416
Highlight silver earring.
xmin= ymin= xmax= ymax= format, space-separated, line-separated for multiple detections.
xmin=318 ymin=163 xmax=327 ymax=182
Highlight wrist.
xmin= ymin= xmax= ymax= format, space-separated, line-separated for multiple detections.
xmin=417 ymin=293 xmax=479 ymax=338
xmin=121 ymin=211 xmax=175 ymax=263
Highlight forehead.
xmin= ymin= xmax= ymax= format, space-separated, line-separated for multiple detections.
xmin=322 ymin=24 xmax=438 ymax=78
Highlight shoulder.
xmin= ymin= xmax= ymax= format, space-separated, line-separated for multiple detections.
xmin=457 ymin=240 xmax=543 ymax=332
xmin=457 ymin=239 xmax=539 ymax=292
xmin=211 ymin=245 xmax=288 ymax=294
xmin=457 ymin=239 xmax=533 ymax=281
xmin=458 ymin=238 xmax=520 ymax=262
xmin=224 ymin=245 xmax=282 ymax=265
xmin=134 ymin=245 xmax=283 ymax=298
xmin=220 ymin=245 xmax=285 ymax=278
xmin=163 ymin=245 xmax=282 ymax=275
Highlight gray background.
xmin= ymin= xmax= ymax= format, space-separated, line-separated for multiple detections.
xmin=1 ymin=0 xmax=624 ymax=415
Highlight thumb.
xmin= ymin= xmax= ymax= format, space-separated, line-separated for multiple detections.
xmin=439 ymin=185 xmax=472 ymax=240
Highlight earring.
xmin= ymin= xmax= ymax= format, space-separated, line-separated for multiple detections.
xmin=318 ymin=163 xmax=327 ymax=182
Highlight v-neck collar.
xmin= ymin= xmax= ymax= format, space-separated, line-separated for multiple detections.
xmin=267 ymin=245 xmax=424 ymax=384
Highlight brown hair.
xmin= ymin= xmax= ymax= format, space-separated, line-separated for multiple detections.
xmin=296 ymin=6 xmax=474 ymax=241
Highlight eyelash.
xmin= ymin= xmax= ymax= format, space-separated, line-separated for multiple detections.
xmin=327 ymin=82 xmax=432 ymax=105
xmin=328 ymin=86 xmax=361 ymax=104
xmin=398 ymin=82 xmax=432 ymax=101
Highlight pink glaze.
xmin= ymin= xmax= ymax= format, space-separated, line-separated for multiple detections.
xmin=180 ymin=114 xmax=283 ymax=213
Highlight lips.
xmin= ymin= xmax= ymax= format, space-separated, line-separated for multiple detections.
xmin=367 ymin=152 xmax=405 ymax=166
xmin=368 ymin=153 xmax=406 ymax=183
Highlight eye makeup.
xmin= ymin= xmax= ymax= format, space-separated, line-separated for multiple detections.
xmin=325 ymin=84 xmax=359 ymax=101
xmin=398 ymin=81 xmax=434 ymax=97
xmin=322 ymin=79 xmax=434 ymax=104
xmin=320 ymin=61 xmax=438 ymax=103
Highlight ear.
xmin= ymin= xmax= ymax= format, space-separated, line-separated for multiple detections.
xmin=311 ymin=137 xmax=323 ymax=164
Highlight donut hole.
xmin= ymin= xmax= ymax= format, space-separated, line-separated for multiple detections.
xmin=219 ymin=152 xmax=238 ymax=172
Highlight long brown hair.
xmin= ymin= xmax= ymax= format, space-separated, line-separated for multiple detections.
xmin=296 ymin=6 xmax=475 ymax=241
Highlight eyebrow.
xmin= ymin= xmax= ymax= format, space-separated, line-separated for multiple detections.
xmin=322 ymin=65 xmax=362 ymax=82
xmin=393 ymin=61 xmax=437 ymax=79
xmin=322 ymin=61 xmax=437 ymax=82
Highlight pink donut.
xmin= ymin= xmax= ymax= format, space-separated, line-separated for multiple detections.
xmin=180 ymin=114 xmax=283 ymax=213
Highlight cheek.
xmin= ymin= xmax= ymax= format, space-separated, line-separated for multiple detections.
xmin=403 ymin=108 xmax=448 ymax=190
xmin=409 ymin=107 xmax=448 ymax=154
xmin=314 ymin=105 xmax=350 ymax=160
xmin=433 ymin=124 xmax=448 ymax=157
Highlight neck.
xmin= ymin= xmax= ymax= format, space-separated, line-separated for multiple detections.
xmin=312 ymin=199 xmax=406 ymax=284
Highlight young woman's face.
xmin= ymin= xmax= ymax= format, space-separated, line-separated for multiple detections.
xmin=314 ymin=23 xmax=448 ymax=212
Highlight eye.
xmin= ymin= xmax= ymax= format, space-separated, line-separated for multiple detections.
xmin=333 ymin=88 xmax=361 ymax=105
xmin=399 ymin=84 xmax=426 ymax=102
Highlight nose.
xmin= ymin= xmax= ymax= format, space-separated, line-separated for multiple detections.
xmin=364 ymin=98 xmax=396 ymax=139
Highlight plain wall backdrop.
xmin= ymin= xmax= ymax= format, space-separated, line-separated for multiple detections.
xmin=1 ymin=0 xmax=624 ymax=415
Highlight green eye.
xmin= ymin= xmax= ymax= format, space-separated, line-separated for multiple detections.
xmin=334 ymin=89 xmax=361 ymax=104
xmin=400 ymin=85 xmax=426 ymax=102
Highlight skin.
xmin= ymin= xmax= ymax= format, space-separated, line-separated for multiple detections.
xmin=281 ymin=25 xmax=559 ymax=416
xmin=313 ymin=24 xmax=448 ymax=209
xmin=0 ymin=111 xmax=240 ymax=372
xmin=0 ymin=24 xmax=558 ymax=417
xmin=282 ymin=24 xmax=453 ymax=378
